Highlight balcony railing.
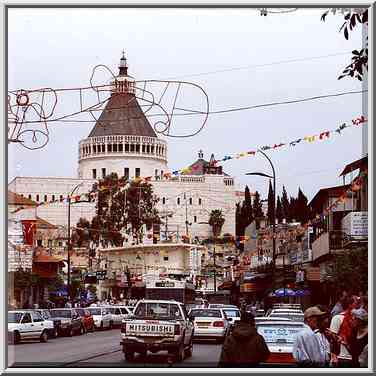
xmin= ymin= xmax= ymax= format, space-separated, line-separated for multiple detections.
xmin=312 ymin=230 xmax=344 ymax=260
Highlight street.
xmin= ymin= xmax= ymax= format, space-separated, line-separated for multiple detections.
xmin=8 ymin=329 xmax=222 ymax=368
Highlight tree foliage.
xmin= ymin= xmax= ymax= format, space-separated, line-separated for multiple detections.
xmin=281 ymin=186 xmax=290 ymax=221
xmin=266 ymin=180 xmax=275 ymax=225
xmin=276 ymin=195 xmax=283 ymax=223
xmin=332 ymin=246 xmax=368 ymax=293
xmin=321 ymin=8 xmax=368 ymax=81
xmin=208 ymin=209 xmax=225 ymax=238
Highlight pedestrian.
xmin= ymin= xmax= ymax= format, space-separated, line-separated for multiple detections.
xmin=292 ymin=306 xmax=328 ymax=367
xmin=359 ymin=345 xmax=368 ymax=368
xmin=218 ymin=311 xmax=270 ymax=367
xmin=314 ymin=305 xmax=331 ymax=366
xmin=331 ymin=291 xmax=348 ymax=317
xmin=329 ymin=295 xmax=361 ymax=367
xmin=348 ymin=308 xmax=368 ymax=367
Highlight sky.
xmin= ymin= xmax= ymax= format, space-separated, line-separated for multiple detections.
xmin=7 ymin=7 xmax=367 ymax=202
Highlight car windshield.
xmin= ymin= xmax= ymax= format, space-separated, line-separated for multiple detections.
xmin=87 ymin=308 xmax=102 ymax=315
xmin=8 ymin=312 xmax=23 ymax=323
xmin=190 ymin=309 xmax=222 ymax=318
xmin=50 ymin=310 xmax=71 ymax=318
xmin=269 ymin=313 xmax=304 ymax=322
xmin=257 ymin=324 xmax=304 ymax=344
xmin=40 ymin=310 xmax=51 ymax=319
xmin=134 ymin=303 xmax=182 ymax=320
xmin=223 ymin=309 xmax=240 ymax=317
xmin=75 ymin=309 xmax=85 ymax=316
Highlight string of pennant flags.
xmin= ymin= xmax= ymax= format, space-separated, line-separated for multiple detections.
xmin=10 ymin=115 xmax=366 ymax=215
xmin=310 ymin=169 xmax=368 ymax=225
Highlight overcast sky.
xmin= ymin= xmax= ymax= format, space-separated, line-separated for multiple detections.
xmin=8 ymin=7 xmax=366 ymax=202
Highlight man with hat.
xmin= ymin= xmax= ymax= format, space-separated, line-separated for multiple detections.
xmin=292 ymin=306 xmax=328 ymax=367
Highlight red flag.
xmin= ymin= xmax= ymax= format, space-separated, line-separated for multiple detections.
xmin=21 ymin=220 xmax=36 ymax=245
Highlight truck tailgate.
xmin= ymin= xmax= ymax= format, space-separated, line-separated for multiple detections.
xmin=126 ymin=320 xmax=175 ymax=337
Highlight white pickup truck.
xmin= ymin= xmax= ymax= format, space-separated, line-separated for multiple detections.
xmin=120 ymin=299 xmax=194 ymax=362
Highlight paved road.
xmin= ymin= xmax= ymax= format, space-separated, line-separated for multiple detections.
xmin=8 ymin=328 xmax=222 ymax=368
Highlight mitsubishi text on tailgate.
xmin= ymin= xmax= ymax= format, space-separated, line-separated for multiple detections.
xmin=120 ymin=299 xmax=194 ymax=362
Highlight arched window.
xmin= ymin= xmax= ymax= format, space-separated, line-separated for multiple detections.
xmin=194 ymin=216 xmax=197 ymax=223
xmin=44 ymin=195 xmax=48 ymax=202
xmin=177 ymin=198 xmax=180 ymax=205
xmin=189 ymin=198 xmax=192 ymax=205
xmin=36 ymin=194 xmax=39 ymax=202
xmin=162 ymin=197 xmax=166 ymax=205
xmin=198 ymin=198 xmax=202 ymax=205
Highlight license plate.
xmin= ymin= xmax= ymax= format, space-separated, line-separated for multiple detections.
xmin=196 ymin=322 xmax=210 ymax=327
xmin=127 ymin=323 xmax=174 ymax=336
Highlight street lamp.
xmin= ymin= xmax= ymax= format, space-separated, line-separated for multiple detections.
xmin=67 ymin=182 xmax=85 ymax=304
xmin=199 ymin=221 xmax=217 ymax=292
xmin=245 ymin=148 xmax=276 ymax=290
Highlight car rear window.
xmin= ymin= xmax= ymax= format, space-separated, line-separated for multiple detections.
xmin=223 ymin=309 xmax=240 ymax=317
xmin=134 ymin=303 xmax=182 ymax=320
xmin=257 ymin=324 xmax=304 ymax=344
xmin=190 ymin=309 xmax=222 ymax=318
xmin=269 ymin=313 xmax=304 ymax=322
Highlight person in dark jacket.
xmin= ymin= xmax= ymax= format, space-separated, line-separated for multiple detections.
xmin=218 ymin=310 xmax=270 ymax=367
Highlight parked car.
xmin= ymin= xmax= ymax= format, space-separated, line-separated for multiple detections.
xmin=256 ymin=320 xmax=305 ymax=366
xmin=188 ymin=308 xmax=230 ymax=343
xmin=269 ymin=308 xmax=303 ymax=316
xmin=75 ymin=308 xmax=95 ymax=333
xmin=22 ymin=309 xmax=59 ymax=338
xmin=49 ymin=308 xmax=84 ymax=336
xmin=8 ymin=310 xmax=51 ymax=344
xmin=87 ymin=307 xmax=112 ymax=330
xmin=102 ymin=306 xmax=126 ymax=327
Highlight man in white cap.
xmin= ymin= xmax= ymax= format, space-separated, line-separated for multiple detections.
xmin=293 ymin=306 xmax=328 ymax=367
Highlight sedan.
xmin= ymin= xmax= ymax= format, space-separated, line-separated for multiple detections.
xmin=221 ymin=308 xmax=241 ymax=326
xmin=8 ymin=311 xmax=50 ymax=344
xmin=102 ymin=306 xmax=125 ymax=327
xmin=87 ymin=307 xmax=112 ymax=330
xmin=256 ymin=321 xmax=305 ymax=366
xmin=49 ymin=308 xmax=84 ymax=336
xmin=189 ymin=308 xmax=230 ymax=343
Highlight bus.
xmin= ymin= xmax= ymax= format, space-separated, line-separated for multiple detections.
xmin=145 ymin=277 xmax=195 ymax=305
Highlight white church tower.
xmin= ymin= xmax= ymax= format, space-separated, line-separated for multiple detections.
xmin=78 ymin=53 xmax=168 ymax=180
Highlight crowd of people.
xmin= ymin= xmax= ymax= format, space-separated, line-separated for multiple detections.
xmin=218 ymin=291 xmax=368 ymax=368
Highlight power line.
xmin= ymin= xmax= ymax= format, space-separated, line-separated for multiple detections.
xmin=41 ymin=89 xmax=366 ymax=125
xmin=159 ymin=52 xmax=351 ymax=80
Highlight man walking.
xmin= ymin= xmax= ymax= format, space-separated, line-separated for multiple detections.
xmin=218 ymin=311 xmax=270 ymax=367
xmin=293 ymin=306 xmax=328 ymax=367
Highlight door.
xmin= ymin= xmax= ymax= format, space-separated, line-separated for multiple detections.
xmin=30 ymin=311 xmax=45 ymax=339
xmin=20 ymin=312 xmax=34 ymax=339
xmin=114 ymin=308 xmax=122 ymax=325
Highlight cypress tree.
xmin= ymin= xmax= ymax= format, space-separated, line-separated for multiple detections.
xmin=266 ymin=180 xmax=274 ymax=225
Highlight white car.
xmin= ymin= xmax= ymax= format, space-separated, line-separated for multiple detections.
xmin=188 ymin=308 xmax=230 ymax=343
xmin=102 ymin=306 xmax=127 ymax=327
xmin=87 ymin=307 xmax=112 ymax=330
xmin=8 ymin=310 xmax=51 ymax=344
xmin=256 ymin=320 xmax=305 ymax=366
xmin=221 ymin=308 xmax=241 ymax=326
xmin=269 ymin=309 xmax=303 ymax=316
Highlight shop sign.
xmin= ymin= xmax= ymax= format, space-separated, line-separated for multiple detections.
xmin=341 ymin=211 xmax=368 ymax=238
xmin=96 ymin=270 xmax=107 ymax=280
xmin=240 ymin=283 xmax=256 ymax=293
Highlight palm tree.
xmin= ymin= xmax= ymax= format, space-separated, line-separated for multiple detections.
xmin=208 ymin=209 xmax=225 ymax=238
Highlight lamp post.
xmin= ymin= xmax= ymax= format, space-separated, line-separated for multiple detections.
xmin=199 ymin=221 xmax=217 ymax=292
xmin=245 ymin=148 xmax=276 ymax=290
xmin=67 ymin=182 xmax=84 ymax=304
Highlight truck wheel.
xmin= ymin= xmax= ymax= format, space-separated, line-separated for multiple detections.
xmin=124 ymin=352 xmax=134 ymax=362
xmin=40 ymin=330 xmax=48 ymax=343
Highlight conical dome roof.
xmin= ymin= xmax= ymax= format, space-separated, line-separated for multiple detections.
xmin=88 ymin=92 xmax=157 ymax=138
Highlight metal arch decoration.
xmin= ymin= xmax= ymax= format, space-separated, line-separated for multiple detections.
xmin=8 ymin=63 xmax=210 ymax=150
